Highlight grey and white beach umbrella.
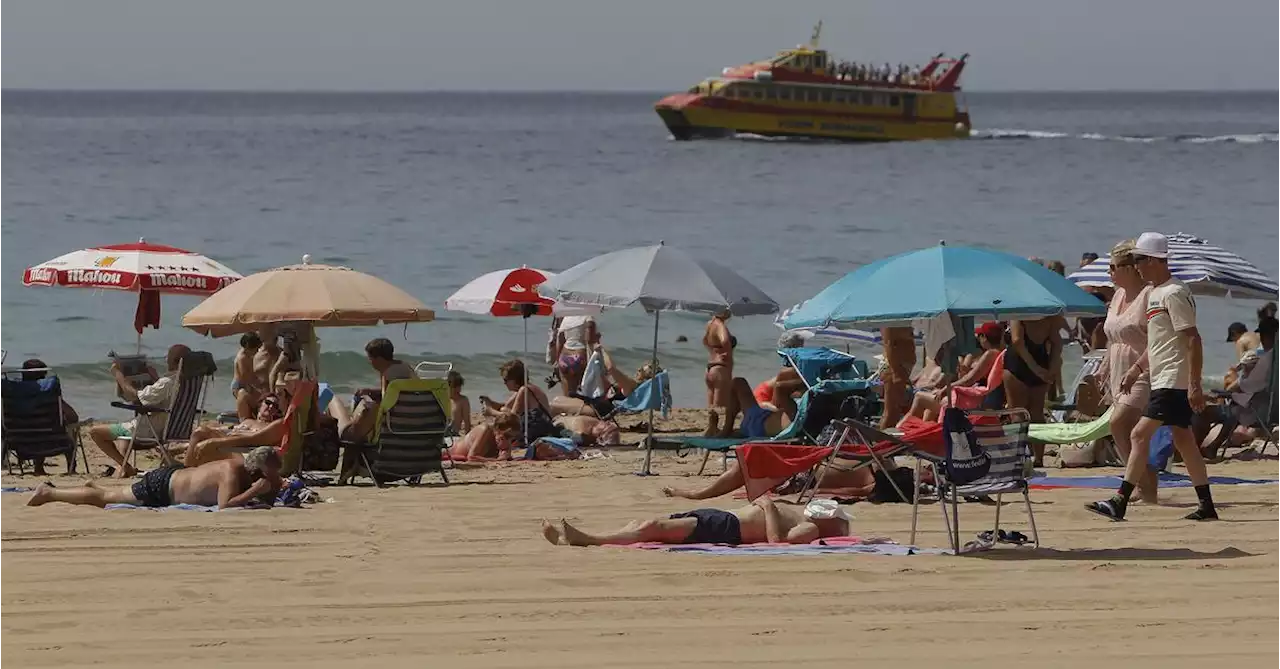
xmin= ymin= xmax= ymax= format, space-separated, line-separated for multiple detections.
xmin=541 ymin=242 xmax=780 ymax=317
xmin=542 ymin=242 xmax=779 ymax=475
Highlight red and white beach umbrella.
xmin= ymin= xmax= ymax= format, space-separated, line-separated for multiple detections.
xmin=22 ymin=239 xmax=242 ymax=339
xmin=443 ymin=266 xmax=558 ymax=317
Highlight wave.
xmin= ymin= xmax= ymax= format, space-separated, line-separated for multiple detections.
xmin=46 ymin=344 xmax=707 ymax=389
xmin=972 ymin=129 xmax=1279 ymax=144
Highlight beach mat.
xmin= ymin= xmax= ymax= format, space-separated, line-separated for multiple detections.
xmin=622 ymin=536 xmax=945 ymax=556
xmin=1030 ymin=472 xmax=1277 ymax=490
xmin=105 ymin=503 xmax=221 ymax=512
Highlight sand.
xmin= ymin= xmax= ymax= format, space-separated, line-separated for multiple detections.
xmin=3 ymin=413 xmax=1278 ymax=668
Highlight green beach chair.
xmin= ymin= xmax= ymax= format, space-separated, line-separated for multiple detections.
xmin=349 ymin=378 xmax=451 ymax=487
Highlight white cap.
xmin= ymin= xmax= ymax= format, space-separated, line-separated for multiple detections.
xmin=804 ymin=499 xmax=853 ymax=522
xmin=1132 ymin=232 xmax=1169 ymax=259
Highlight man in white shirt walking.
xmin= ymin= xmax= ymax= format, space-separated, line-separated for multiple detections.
xmin=1087 ymin=232 xmax=1218 ymax=521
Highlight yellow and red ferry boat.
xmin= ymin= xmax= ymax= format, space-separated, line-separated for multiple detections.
xmin=656 ymin=24 xmax=971 ymax=142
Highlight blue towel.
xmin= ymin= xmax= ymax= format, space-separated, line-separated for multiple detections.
xmin=1149 ymin=426 xmax=1174 ymax=471
xmin=317 ymin=382 xmax=334 ymax=411
xmin=105 ymin=503 xmax=221 ymax=512
xmin=526 ymin=436 xmax=580 ymax=460
xmin=2 ymin=486 xmax=35 ymax=494
xmin=614 ymin=371 xmax=671 ymax=418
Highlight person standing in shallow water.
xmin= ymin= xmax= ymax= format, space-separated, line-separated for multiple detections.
xmin=703 ymin=309 xmax=734 ymax=435
xmin=1087 ymin=232 xmax=1218 ymax=522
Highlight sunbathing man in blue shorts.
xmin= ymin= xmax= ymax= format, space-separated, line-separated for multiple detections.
xmin=27 ymin=446 xmax=283 ymax=510
xmin=542 ymin=497 xmax=851 ymax=546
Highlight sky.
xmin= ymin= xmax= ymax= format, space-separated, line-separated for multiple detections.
xmin=3 ymin=0 xmax=1277 ymax=91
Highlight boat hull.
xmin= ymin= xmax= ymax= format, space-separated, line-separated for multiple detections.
xmin=655 ymin=94 xmax=970 ymax=142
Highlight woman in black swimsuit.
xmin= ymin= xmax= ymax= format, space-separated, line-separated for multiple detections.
xmin=479 ymin=359 xmax=558 ymax=447
xmin=1002 ymin=318 xmax=1061 ymax=465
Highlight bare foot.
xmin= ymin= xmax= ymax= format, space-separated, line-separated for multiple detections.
xmin=541 ymin=519 xmax=562 ymax=545
xmin=559 ymin=519 xmax=594 ymax=547
xmin=27 ymin=483 xmax=54 ymax=506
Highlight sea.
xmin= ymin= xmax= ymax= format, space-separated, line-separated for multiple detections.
xmin=2 ymin=90 xmax=1276 ymax=419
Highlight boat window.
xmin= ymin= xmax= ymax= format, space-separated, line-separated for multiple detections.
xmin=766 ymin=88 xmax=778 ymax=100
xmin=890 ymin=95 xmax=899 ymax=106
xmin=780 ymin=88 xmax=792 ymax=101
xmin=821 ymin=89 xmax=833 ymax=103
xmin=833 ymin=92 xmax=846 ymax=104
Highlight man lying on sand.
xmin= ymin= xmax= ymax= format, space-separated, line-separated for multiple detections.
xmin=542 ymin=497 xmax=851 ymax=546
xmin=27 ymin=446 xmax=283 ymax=510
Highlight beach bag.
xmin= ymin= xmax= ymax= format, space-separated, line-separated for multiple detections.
xmin=302 ymin=415 xmax=341 ymax=472
xmin=941 ymin=408 xmax=991 ymax=485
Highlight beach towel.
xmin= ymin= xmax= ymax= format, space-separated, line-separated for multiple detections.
xmin=624 ymin=536 xmax=946 ymax=556
xmin=105 ymin=503 xmax=222 ymax=512
xmin=883 ymin=416 xmax=947 ymax=457
xmin=736 ymin=443 xmax=834 ymax=501
xmin=525 ymin=436 xmax=581 ymax=460
xmin=1028 ymin=472 xmax=1277 ymax=490
xmin=1028 ymin=407 xmax=1114 ymax=444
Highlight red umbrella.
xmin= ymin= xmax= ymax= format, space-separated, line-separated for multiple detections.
xmin=23 ymin=238 xmax=242 ymax=348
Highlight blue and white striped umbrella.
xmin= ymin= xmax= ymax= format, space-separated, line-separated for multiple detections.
xmin=1068 ymin=233 xmax=1277 ymax=299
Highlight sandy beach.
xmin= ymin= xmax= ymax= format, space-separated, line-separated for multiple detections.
xmin=3 ymin=413 xmax=1277 ymax=668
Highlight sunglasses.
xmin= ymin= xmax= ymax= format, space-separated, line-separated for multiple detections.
xmin=1108 ymin=263 xmax=1133 ymax=271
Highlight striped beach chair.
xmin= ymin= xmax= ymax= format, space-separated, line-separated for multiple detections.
xmin=354 ymin=378 xmax=450 ymax=487
xmin=911 ymin=408 xmax=1037 ymax=553
xmin=113 ymin=352 xmax=216 ymax=468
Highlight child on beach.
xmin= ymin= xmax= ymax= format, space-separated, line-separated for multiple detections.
xmin=447 ymin=370 xmax=472 ymax=436
xmin=232 ymin=332 xmax=266 ymax=420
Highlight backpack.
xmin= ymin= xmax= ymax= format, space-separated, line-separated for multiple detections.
xmin=941 ymin=407 xmax=991 ymax=485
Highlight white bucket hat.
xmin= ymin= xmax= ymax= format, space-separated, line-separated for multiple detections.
xmin=804 ymin=499 xmax=853 ymax=522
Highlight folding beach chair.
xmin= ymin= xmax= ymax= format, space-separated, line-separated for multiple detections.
xmin=673 ymin=378 xmax=878 ymax=475
xmin=349 ymin=378 xmax=450 ymax=487
xmin=413 ymin=361 xmax=453 ymax=379
xmin=1234 ymin=361 xmax=1278 ymax=455
xmin=912 ymin=408 xmax=1037 ymax=553
xmin=2 ymin=371 xmax=89 ymax=475
xmin=112 ymin=351 xmax=216 ymax=468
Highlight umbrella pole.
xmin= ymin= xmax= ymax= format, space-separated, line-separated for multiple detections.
xmin=523 ymin=317 xmax=529 ymax=449
xmin=640 ymin=311 xmax=659 ymax=476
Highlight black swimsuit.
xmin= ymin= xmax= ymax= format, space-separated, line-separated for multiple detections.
xmin=1005 ymin=335 xmax=1052 ymax=388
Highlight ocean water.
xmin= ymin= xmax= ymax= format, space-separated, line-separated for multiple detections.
xmin=2 ymin=90 xmax=1276 ymax=418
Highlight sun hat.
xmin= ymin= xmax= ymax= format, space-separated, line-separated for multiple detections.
xmin=804 ymin=499 xmax=853 ymax=521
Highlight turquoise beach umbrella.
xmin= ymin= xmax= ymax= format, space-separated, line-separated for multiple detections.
xmin=783 ymin=244 xmax=1107 ymax=330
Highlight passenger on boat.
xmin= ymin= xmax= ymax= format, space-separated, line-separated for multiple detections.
xmin=1004 ymin=318 xmax=1063 ymax=466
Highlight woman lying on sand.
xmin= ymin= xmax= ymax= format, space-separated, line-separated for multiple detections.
xmin=542 ymin=497 xmax=851 ymax=546
xmin=449 ymin=413 xmax=618 ymax=462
